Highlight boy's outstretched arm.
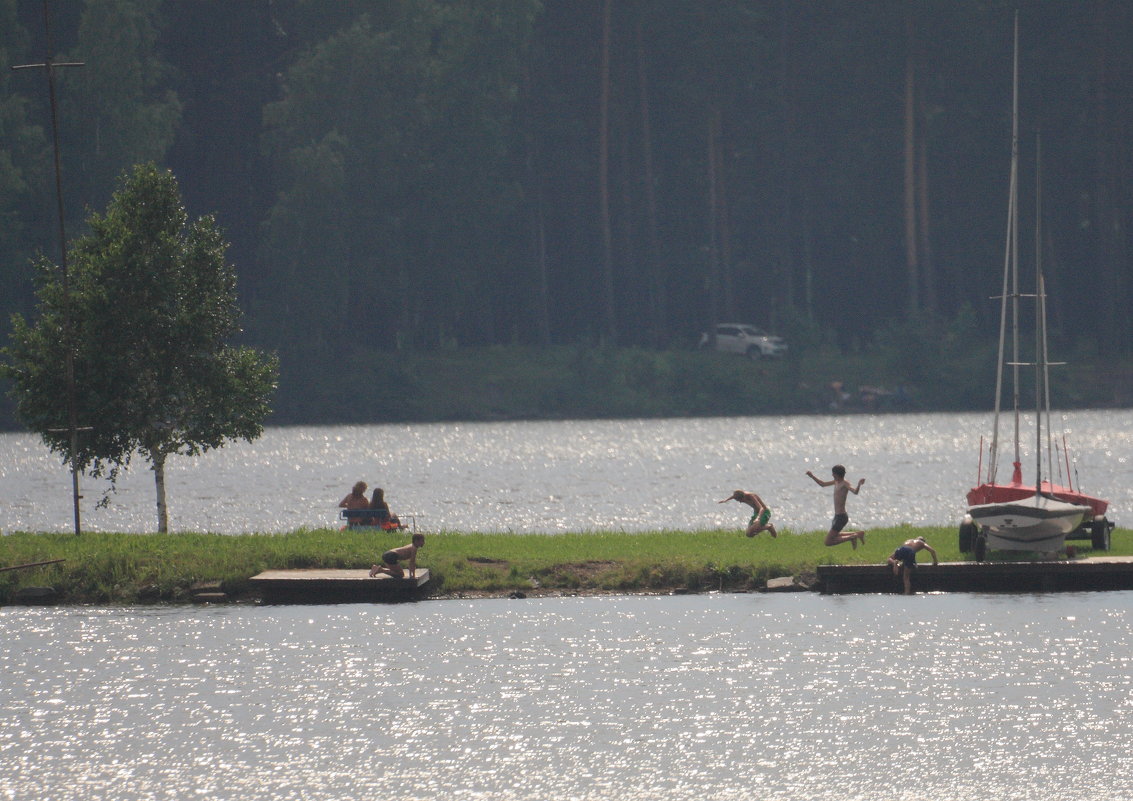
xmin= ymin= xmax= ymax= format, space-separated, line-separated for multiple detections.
xmin=806 ymin=470 xmax=833 ymax=487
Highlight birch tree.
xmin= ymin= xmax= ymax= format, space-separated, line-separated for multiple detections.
xmin=2 ymin=163 xmax=278 ymax=533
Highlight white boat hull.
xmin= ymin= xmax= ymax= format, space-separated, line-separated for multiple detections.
xmin=968 ymin=495 xmax=1090 ymax=552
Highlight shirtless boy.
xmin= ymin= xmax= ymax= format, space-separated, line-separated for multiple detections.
xmin=888 ymin=536 xmax=938 ymax=594
xmin=718 ymin=490 xmax=778 ymax=538
xmin=370 ymin=533 xmax=425 ymax=578
xmin=806 ymin=465 xmax=866 ymax=548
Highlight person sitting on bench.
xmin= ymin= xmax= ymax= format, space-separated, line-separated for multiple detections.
xmin=338 ymin=481 xmax=370 ymax=526
xmin=368 ymin=487 xmax=405 ymax=529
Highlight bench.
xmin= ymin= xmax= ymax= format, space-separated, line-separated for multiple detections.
xmin=340 ymin=508 xmax=417 ymax=531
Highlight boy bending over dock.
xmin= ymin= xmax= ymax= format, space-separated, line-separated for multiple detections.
xmin=370 ymin=533 xmax=425 ymax=579
xmin=888 ymin=536 xmax=938 ymax=595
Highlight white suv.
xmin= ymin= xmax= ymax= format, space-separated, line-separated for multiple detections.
xmin=698 ymin=323 xmax=787 ymax=359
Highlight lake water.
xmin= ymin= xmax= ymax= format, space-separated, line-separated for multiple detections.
xmin=3 ymin=591 xmax=1132 ymax=800
xmin=2 ymin=410 xmax=1131 ymax=534
xmin=5 ymin=412 xmax=1133 ymax=799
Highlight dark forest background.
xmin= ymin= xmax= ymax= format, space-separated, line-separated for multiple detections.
xmin=2 ymin=0 xmax=1131 ymax=426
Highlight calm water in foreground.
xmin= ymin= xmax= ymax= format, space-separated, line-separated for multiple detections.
xmin=3 ymin=591 xmax=1132 ymax=800
xmin=3 ymin=410 xmax=1131 ymax=534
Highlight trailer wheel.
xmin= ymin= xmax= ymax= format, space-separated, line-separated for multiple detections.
xmin=973 ymin=532 xmax=988 ymax=562
xmin=959 ymin=521 xmax=977 ymax=554
xmin=1091 ymin=518 xmax=1112 ymax=551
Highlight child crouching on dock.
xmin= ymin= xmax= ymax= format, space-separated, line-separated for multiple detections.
xmin=370 ymin=533 xmax=425 ymax=579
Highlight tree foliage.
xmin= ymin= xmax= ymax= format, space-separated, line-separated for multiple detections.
xmin=1 ymin=163 xmax=278 ymax=531
xmin=59 ymin=0 xmax=182 ymax=209
xmin=259 ymin=0 xmax=540 ymax=352
xmin=0 ymin=0 xmax=53 ymax=324
xmin=1 ymin=1 xmax=1131 ymax=431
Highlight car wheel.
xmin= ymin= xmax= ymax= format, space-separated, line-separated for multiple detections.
xmin=958 ymin=521 xmax=977 ymax=553
xmin=1091 ymin=518 xmax=1111 ymax=551
xmin=746 ymin=346 xmax=763 ymax=361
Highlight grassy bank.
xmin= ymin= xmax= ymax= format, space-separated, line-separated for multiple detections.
xmin=2 ymin=526 xmax=1130 ymax=605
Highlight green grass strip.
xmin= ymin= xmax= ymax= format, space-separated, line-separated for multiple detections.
xmin=2 ymin=526 xmax=1129 ymax=604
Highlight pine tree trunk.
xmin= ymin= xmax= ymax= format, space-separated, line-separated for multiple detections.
xmin=598 ymin=0 xmax=617 ymax=344
xmin=706 ymin=106 xmax=721 ymax=334
xmin=916 ymin=104 xmax=936 ymax=315
xmin=635 ymin=14 xmax=666 ymax=347
xmin=1092 ymin=0 xmax=1130 ymax=355
xmin=902 ymin=11 xmax=920 ymax=317
xmin=520 ymin=58 xmax=552 ymax=346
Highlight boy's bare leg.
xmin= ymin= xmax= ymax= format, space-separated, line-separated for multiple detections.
xmin=747 ymin=522 xmax=779 ymax=539
xmin=825 ymin=530 xmax=861 ymax=549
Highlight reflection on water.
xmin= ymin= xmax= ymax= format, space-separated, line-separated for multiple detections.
xmin=2 ymin=592 xmax=1132 ymax=800
xmin=3 ymin=410 xmax=1132 ymax=534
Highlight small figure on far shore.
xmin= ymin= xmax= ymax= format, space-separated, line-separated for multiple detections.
xmin=718 ymin=490 xmax=778 ymax=538
xmin=887 ymin=536 xmax=938 ymax=594
xmin=339 ymin=481 xmax=370 ymax=526
xmin=806 ymin=464 xmax=866 ymax=549
xmin=370 ymin=533 xmax=425 ymax=579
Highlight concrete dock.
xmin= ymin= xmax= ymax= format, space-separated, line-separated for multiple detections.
xmin=816 ymin=556 xmax=1133 ymax=594
xmin=249 ymin=568 xmax=431 ymax=603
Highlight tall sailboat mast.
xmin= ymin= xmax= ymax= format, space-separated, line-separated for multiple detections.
xmin=989 ymin=12 xmax=1022 ymax=485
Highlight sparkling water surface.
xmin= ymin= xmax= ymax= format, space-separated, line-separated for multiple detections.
xmin=2 ymin=410 xmax=1131 ymax=534
xmin=2 ymin=592 xmax=1132 ymax=800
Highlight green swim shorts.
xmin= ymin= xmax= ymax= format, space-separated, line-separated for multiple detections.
xmin=749 ymin=508 xmax=771 ymax=527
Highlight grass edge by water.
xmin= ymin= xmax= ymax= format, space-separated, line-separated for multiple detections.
xmin=3 ymin=526 xmax=1131 ymax=605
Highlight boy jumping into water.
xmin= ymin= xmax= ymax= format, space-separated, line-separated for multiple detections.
xmin=888 ymin=536 xmax=938 ymax=594
xmin=370 ymin=533 xmax=425 ymax=579
xmin=806 ymin=465 xmax=866 ymax=548
xmin=719 ymin=490 xmax=778 ymax=538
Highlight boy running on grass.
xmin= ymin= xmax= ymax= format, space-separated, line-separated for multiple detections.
xmin=806 ymin=464 xmax=866 ymax=549
xmin=719 ymin=490 xmax=778 ymax=538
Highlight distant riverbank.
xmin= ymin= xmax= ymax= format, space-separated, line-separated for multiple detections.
xmin=2 ymin=526 xmax=1128 ymax=605
xmin=5 ymin=344 xmax=1132 ymax=431
xmin=265 ymin=344 xmax=1133 ymax=425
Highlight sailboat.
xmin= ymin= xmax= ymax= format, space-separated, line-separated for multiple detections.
xmin=964 ymin=15 xmax=1110 ymax=557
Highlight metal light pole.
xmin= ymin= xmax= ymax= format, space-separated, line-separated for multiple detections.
xmin=12 ymin=0 xmax=85 ymax=534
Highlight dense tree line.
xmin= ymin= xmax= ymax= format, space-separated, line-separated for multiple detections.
xmin=2 ymin=0 xmax=1131 ymax=424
